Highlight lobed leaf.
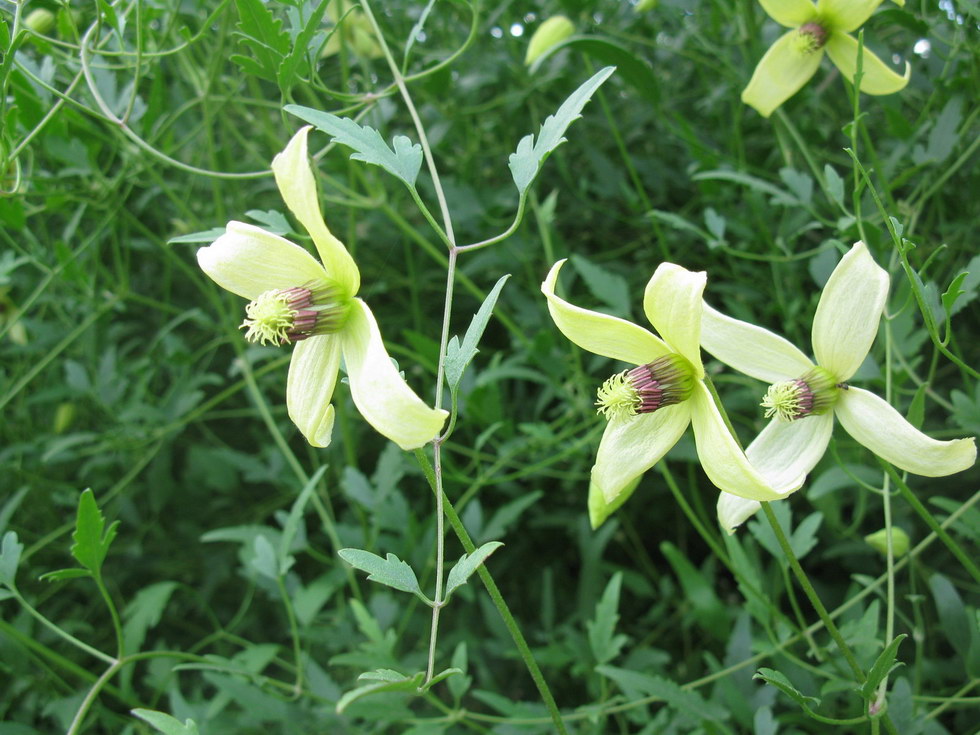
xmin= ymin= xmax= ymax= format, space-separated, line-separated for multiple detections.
xmin=339 ymin=548 xmax=425 ymax=599
xmin=445 ymin=275 xmax=510 ymax=392
xmin=70 ymin=488 xmax=119 ymax=577
xmin=508 ymin=67 xmax=615 ymax=196
xmin=131 ymin=709 xmax=200 ymax=735
xmin=284 ymin=105 xmax=423 ymax=188
xmin=444 ymin=541 xmax=503 ymax=600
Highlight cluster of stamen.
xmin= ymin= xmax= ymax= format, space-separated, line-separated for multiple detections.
xmin=240 ymin=281 xmax=348 ymax=346
xmin=793 ymin=22 xmax=829 ymax=54
xmin=761 ymin=367 xmax=840 ymax=421
xmin=596 ymin=354 xmax=696 ymax=421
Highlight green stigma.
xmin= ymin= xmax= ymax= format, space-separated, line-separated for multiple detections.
xmin=241 ymin=290 xmax=297 ymax=346
xmin=596 ymin=371 xmax=640 ymax=421
xmin=761 ymin=367 xmax=840 ymax=421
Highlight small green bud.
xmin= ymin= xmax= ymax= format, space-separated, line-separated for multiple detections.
xmin=865 ymin=527 xmax=910 ymax=557
xmin=525 ymin=16 xmax=574 ymax=66
xmin=635 ymin=0 xmax=659 ymax=11
xmin=25 ymin=8 xmax=56 ymax=35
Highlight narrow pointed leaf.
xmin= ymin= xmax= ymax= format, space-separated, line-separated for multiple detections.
xmin=597 ymin=665 xmax=725 ymax=721
xmin=0 ymin=531 xmax=23 ymax=588
xmin=445 ymin=275 xmax=511 ymax=391
xmin=70 ymin=488 xmax=118 ymax=576
xmin=587 ymin=572 xmax=627 ymax=665
xmin=284 ymin=106 xmax=423 ymax=187
xmin=336 ymin=671 xmax=424 ymax=713
xmin=39 ymin=568 xmax=91 ymax=582
xmin=419 ymin=667 xmax=463 ymax=693
xmin=508 ymin=67 xmax=615 ymax=195
xmin=860 ymin=634 xmax=907 ymax=699
xmin=339 ymin=548 xmax=424 ymax=598
xmin=445 ymin=541 xmax=504 ymax=599
xmin=755 ymin=667 xmax=821 ymax=709
xmin=131 ymin=709 xmax=201 ymax=735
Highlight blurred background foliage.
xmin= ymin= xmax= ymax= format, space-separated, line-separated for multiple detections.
xmin=1 ymin=0 xmax=978 ymax=732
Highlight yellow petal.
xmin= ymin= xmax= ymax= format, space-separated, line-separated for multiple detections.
xmin=701 ymin=302 xmax=814 ymax=383
xmin=642 ymin=263 xmax=706 ymax=378
xmin=817 ymin=0 xmax=884 ymax=33
xmin=591 ymin=403 xmax=692 ymax=504
xmin=272 ymin=126 xmax=361 ymax=297
xmin=197 ymin=221 xmax=327 ymax=301
xmin=825 ymin=32 xmax=910 ymax=94
xmin=541 ymin=259 xmax=672 ymax=365
xmin=811 ymin=242 xmax=889 ymax=380
xmin=689 ymin=382 xmax=792 ymax=501
xmin=341 ymin=299 xmax=447 ymax=450
xmin=287 ymin=335 xmax=342 ymax=448
xmin=741 ymin=29 xmax=824 ymax=117
xmin=760 ymin=0 xmax=817 ymax=27
xmin=835 ymin=388 xmax=977 ymax=476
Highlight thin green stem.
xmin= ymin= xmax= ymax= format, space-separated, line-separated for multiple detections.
xmin=276 ymin=574 xmax=305 ymax=697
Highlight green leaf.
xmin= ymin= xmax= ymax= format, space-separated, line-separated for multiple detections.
xmin=941 ymin=270 xmax=970 ymax=321
xmin=0 ymin=531 xmax=23 ymax=589
xmin=529 ymin=37 xmax=656 ymax=103
xmin=824 ymin=163 xmax=845 ymax=208
xmin=131 ymin=709 xmax=200 ymax=735
xmin=587 ymin=572 xmax=627 ymax=665
xmin=779 ymin=167 xmax=813 ymax=205
xmin=231 ymin=0 xmax=290 ymax=82
xmin=913 ymin=96 xmax=963 ymax=164
xmin=336 ymin=670 xmax=424 ymax=714
xmin=754 ymin=667 xmax=821 ymax=710
xmin=277 ymin=0 xmax=331 ymax=92
xmin=445 ymin=274 xmax=511 ymax=392
xmin=508 ymin=66 xmax=615 ymax=196
xmin=948 ymin=254 xmax=980 ymax=317
xmin=692 ymin=169 xmax=803 ymax=207
xmin=339 ymin=548 xmax=425 ymax=599
xmin=39 ymin=567 xmax=91 ymax=582
xmin=70 ymin=488 xmax=118 ymax=577
xmin=167 ymin=227 xmax=226 ymax=244
xmin=419 ymin=667 xmax=463 ymax=693
xmin=123 ymin=581 xmax=178 ymax=655
xmin=444 ymin=541 xmax=503 ymax=600
xmin=597 ymin=665 xmax=726 ymax=721
xmin=279 ymin=466 xmax=326 ymax=574
xmin=659 ymin=542 xmax=727 ymax=636
xmin=570 ymin=255 xmax=631 ymax=317
xmin=250 ymin=535 xmax=281 ymax=580
xmin=283 ymin=105 xmax=423 ymax=188
xmin=478 ymin=490 xmax=543 ymax=543
xmin=860 ymin=634 xmax=907 ymax=699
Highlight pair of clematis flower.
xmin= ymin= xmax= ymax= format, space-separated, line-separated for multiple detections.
xmin=197 ymin=127 xmax=447 ymax=451
xmin=542 ymin=244 xmax=976 ymax=531
xmin=743 ymin=0 xmax=910 ymax=117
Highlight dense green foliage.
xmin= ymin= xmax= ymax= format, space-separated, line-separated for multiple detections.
xmin=1 ymin=1 xmax=978 ymax=733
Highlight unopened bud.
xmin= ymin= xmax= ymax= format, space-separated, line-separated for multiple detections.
xmin=525 ymin=16 xmax=574 ymax=66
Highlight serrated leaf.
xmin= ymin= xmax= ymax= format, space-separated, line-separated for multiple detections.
xmin=0 ymin=531 xmax=23 ymax=588
xmin=232 ymin=0 xmax=290 ymax=82
xmin=336 ymin=671 xmax=424 ymax=713
xmin=123 ymin=581 xmax=178 ymax=655
xmin=597 ymin=665 xmax=725 ymax=721
xmin=131 ymin=709 xmax=200 ymax=735
xmin=444 ymin=541 xmax=503 ymax=600
xmin=941 ymin=270 xmax=969 ymax=319
xmin=70 ymin=489 xmax=118 ymax=576
xmin=339 ymin=548 xmax=424 ymax=599
xmin=754 ymin=667 xmax=821 ymax=709
xmin=949 ymin=254 xmax=980 ymax=317
xmin=860 ymin=634 xmax=907 ymax=699
xmin=508 ymin=66 xmax=615 ymax=196
xmin=445 ymin=275 xmax=511 ymax=391
xmin=587 ymin=572 xmax=627 ymax=665
xmin=244 ymin=209 xmax=291 ymax=236
xmin=570 ymin=255 xmax=631 ymax=316
xmin=284 ymin=105 xmax=423 ymax=188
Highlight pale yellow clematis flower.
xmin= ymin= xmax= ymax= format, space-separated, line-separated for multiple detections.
xmin=542 ymin=260 xmax=804 ymax=528
xmin=743 ymin=0 xmax=910 ymax=117
xmin=702 ymin=242 xmax=976 ymax=532
xmin=197 ymin=127 xmax=447 ymax=450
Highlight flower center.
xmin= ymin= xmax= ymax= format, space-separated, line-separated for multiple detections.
xmin=240 ymin=281 xmax=350 ymax=346
xmin=761 ymin=366 xmax=841 ymax=421
xmin=596 ymin=354 xmax=696 ymax=421
xmin=793 ymin=22 xmax=829 ymax=54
